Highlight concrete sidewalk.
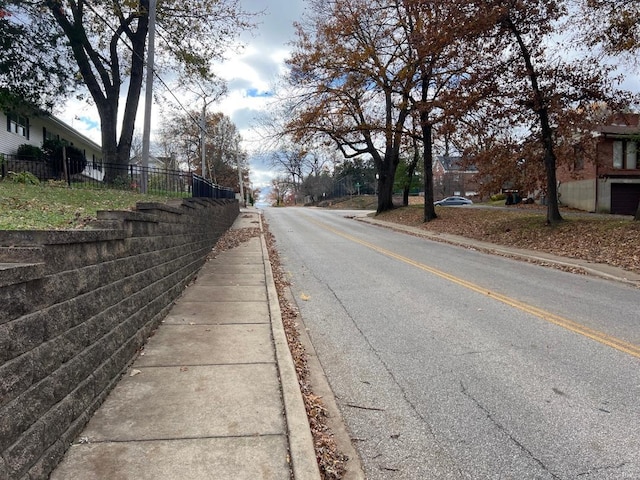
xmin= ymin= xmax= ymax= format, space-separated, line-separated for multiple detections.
xmin=50 ymin=209 xmax=320 ymax=480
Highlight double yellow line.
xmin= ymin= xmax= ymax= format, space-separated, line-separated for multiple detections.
xmin=310 ymin=216 xmax=640 ymax=359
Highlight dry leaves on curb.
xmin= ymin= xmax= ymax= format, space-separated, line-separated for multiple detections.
xmin=263 ymin=222 xmax=349 ymax=480
xmin=377 ymin=206 xmax=640 ymax=275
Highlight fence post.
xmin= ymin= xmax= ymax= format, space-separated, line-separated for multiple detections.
xmin=62 ymin=146 xmax=71 ymax=187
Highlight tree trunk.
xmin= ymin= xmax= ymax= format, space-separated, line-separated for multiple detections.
xmin=46 ymin=0 xmax=149 ymax=181
xmin=375 ymin=142 xmax=402 ymax=213
xmin=116 ymin=21 xmax=148 ymax=167
xmin=377 ymin=165 xmax=395 ymax=213
xmin=100 ymin=108 xmax=120 ymax=183
xmin=542 ymin=144 xmax=563 ymax=224
xmin=539 ymin=102 xmax=562 ymax=224
xmin=507 ymin=17 xmax=562 ymax=224
xmin=635 ymin=199 xmax=640 ymax=221
xmin=422 ymin=121 xmax=437 ymax=222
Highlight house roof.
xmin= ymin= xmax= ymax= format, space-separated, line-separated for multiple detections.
xmin=129 ymin=154 xmax=165 ymax=166
xmin=596 ymin=125 xmax=640 ymax=137
xmin=596 ymin=113 xmax=640 ymax=137
xmin=43 ymin=115 xmax=102 ymax=150
xmin=436 ymin=155 xmax=478 ymax=172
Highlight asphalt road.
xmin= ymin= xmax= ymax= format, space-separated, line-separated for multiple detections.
xmin=263 ymin=206 xmax=640 ymax=480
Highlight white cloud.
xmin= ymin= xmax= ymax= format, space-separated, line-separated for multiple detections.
xmin=211 ymin=1 xmax=305 ymax=187
xmin=251 ymin=166 xmax=277 ymax=189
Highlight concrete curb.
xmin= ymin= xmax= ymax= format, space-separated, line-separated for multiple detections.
xmin=291 ymin=288 xmax=367 ymax=480
xmin=259 ymin=216 xmax=322 ymax=480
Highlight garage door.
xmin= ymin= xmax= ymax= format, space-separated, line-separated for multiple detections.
xmin=611 ymin=183 xmax=640 ymax=215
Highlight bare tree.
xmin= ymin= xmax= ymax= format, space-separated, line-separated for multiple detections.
xmin=12 ymin=0 xmax=254 ymax=181
xmin=160 ymin=110 xmax=247 ymax=190
xmin=268 ymin=147 xmax=307 ymax=204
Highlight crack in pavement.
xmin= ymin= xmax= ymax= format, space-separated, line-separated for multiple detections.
xmin=577 ymin=462 xmax=627 ymax=477
xmin=321 ymin=281 xmax=466 ymax=478
xmin=460 ymin=381 xmax=562 ymax=480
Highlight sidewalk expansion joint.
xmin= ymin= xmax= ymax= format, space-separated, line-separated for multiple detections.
xmin=74 ymin=433 xmax=287 ymax=445
xmin=131 ymin=361 xmax=276 ymax=368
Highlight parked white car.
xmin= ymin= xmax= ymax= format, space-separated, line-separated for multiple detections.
xmin=434 ymin=196 xmax=474 ymax=206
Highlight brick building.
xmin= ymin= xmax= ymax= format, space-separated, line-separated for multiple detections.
xmin=557 ymin=113 xmax=640 ymax=215
xmin=432 ymin=155 xmax=480 ymax=200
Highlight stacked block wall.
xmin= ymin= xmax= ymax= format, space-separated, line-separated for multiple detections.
xmin=0 ymin=198 xmax=239 ymax=479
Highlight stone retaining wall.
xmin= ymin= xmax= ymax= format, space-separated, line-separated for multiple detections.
xmin=0 ymin=198 xmax=239 ymax=479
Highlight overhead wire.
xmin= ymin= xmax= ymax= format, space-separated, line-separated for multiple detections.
xmin=75 ymin=0 xmax=203 ymax=129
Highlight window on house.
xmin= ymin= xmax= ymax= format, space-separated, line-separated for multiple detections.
xmin=627 ymin=141 xmax=637 ymax=169
xmin=42 ymin=127 xmax=60 ymax=141
xmin=613 ymin=140 xmax=638 ymax=169
xmin=92 ymin=155 xmax=102 ymax=171
xmin=6 ymin=113 xmax=29 ymax=139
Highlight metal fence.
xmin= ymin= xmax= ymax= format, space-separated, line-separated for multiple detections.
xmin=192 ymin=174 xmax=235 ymax=199
xmin=0 ymin=154 xmax=236 ymax=199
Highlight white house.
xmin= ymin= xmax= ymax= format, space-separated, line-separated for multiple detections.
xmin=1 ymin=109 xmax=103 ymax=179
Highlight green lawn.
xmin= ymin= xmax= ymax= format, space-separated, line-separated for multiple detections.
xmin=0 ymin=181 xmax=177 ymax=230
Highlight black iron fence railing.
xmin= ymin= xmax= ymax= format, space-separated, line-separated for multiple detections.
xmin=0 ymin=154 xmax=236 ymax=199
xmin=192 ymin=174 xmax=235 ymax=199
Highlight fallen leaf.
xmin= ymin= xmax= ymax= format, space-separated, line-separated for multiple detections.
xmin=261 ymin=221 xmax=348 ymax=479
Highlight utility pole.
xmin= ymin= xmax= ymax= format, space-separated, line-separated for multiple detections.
xmin=237 ymin=146 xmax=245 ymax=207
xmin=200 ymin=102 xmax=207 ymax=179
xmin=140 ymin=0 xmax=156 ymax=194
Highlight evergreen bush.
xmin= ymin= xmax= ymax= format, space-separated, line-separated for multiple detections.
xmin=42 ymin=139 xmax=87 ymax=177
xmin=16 ymin=144 xmax=44 ymax=160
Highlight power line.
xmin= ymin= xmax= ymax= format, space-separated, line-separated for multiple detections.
xmin=72 ymin=1 xmax=203 ymax=128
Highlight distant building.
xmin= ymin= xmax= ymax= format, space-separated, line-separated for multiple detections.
xmin=557 ymin=113 xmax=640 ymax=215
xmin=432 ymin=155 xmax=479 ymax=199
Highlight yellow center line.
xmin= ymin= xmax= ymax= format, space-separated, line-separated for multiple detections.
xmin=309 ymin=215 xmax=640 ymax=359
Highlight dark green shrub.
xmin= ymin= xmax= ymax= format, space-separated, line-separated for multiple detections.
xmin=16 ymin=144 xmax=44 ymax=160
xmin=42 ymin=139 xmax=87 ymax=176
xmin=491 ymin=193 xmax=507 ymax=202
xmin=110 ymin=175 xmax=135 ymax=190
